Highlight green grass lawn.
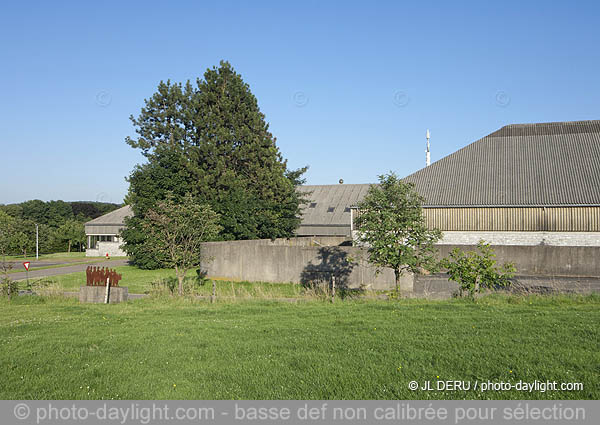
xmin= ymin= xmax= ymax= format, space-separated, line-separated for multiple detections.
xmin=0 ymin=294 xmax=598 ymax=399
xmin=31 ymin=266 xmax=171 ymax=294
xmin=35 ymin=265 xmax=307 ymax=298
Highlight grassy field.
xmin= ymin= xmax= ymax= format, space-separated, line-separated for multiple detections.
xmin=31 ymin=265 xmax=307 ymax=297
xmin=32 ymin=266 xmax=172 ymax=294
xmin=0 ymin=294 xmax=598 ymax=399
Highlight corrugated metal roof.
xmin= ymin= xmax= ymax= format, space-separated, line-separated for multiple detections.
xmin=296 ymin=184 xmax=371 ymax=235
xmin=84 ymin=205 xmax=133 ymax=227
xmin=83 ymin=188 xmax=368 ymax=237
xmin=83 ymin=119 xmax=600 ymax=237
xmin=405 ymin=120 xmax=600 ymax=207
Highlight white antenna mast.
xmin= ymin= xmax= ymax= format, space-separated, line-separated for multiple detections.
xmin=426 ymin=129 xmax=431 ymax=166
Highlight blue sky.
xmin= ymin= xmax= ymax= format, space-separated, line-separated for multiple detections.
xmin=1 ymin=0 xmax=599 ymax=204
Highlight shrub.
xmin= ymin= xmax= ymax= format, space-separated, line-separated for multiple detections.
xmin=0 ymin=276 xmax=19 ymax=298
xmin=149 ymin=273 xmax=207 ymax=297
xmin=440 ymin=240 xmax=516 ymax=298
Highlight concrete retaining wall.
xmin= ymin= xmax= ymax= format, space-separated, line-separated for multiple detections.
xmin=413 ymin=274 xmax=600 ymax=298
xmin=200 ymin=238 xmax=600 ymax=295
xmin=435 ymin=245 xmax=600 ymax=277
xmin=201 ymin=240 xmax=412 ymax=291
xmin=207 ymin=236 xmax=350 ymax=248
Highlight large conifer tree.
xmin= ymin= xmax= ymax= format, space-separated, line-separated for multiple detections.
xmin=123 ymin=61 xmax=307 ymax=268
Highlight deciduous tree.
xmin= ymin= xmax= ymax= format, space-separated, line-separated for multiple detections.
xmin=12 ymin=230 xmax=33 ymax=258
xmin=441 ymin=241 xmax=515 ymax=298
xmin=143 ymin=194 xmax=221 ymax=296
xmin=56 ymin=219 xmax=85 ymax=253
xmin=353 ymin=173 xmax=442 ymax=294
xmin=0 ymin=211 xmax=16 ymax=299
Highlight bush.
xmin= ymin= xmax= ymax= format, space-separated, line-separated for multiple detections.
xmin=22 ymin=277 xmax=54 ymax=293
xmin=0 ymin=276 xmax=19 ymax=298
xmin=440 ymin=240 xmax=516 ymax=298
xmin=149 ymin=273 xmax=207 ymax=297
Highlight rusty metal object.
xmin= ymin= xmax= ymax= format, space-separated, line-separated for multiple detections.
xmin=86 ymin=266 xmax=122 ymax=287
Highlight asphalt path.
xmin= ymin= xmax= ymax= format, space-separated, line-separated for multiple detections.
xmin=8 ymin=259 xmax=129 ymax=281
xmin=6 ymin=256 xmax=102 ymax=269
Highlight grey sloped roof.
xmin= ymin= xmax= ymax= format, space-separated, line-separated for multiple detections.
xmin=84 ymin=189 xmax=368 ymax=237
xmin=404 ymin=120 xmax=600 ymax=206
xmin=82 ymin=119 xmax=600 ymax=238
xmin=84 ymin=205 xmax=132 ymax=226
xmin=296 ymin=184 xmax=372 ymax=235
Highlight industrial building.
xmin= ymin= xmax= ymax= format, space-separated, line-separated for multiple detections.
xmin=405 ymin=120 xmax=600 ymax=245
xmin=304 ymin=120 xmax=600 ymax=246
xmin=85 ymin=119 xmax=600 ymax=256
xmin=296 ymin=184 xmax=371 ymax=237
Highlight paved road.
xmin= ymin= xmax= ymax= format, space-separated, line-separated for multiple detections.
xmin=8 ymin=259 xmax=129 ymax=281
xmin=7 ymin=258 xmax=95 ymax=269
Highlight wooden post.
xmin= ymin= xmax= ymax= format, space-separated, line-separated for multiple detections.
xmin=331 ymin=275 xmax=336 ymax=303
xmin=211 ymin=280 xmax=216 ymax=304
xmin=104 ymin=277 xmax=111 ymax=304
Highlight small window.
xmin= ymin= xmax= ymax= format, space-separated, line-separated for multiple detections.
xmin=309 ymin=203 xmax=317 ymax=208
xmin=327 ymin=207 xmax=335 ymax=213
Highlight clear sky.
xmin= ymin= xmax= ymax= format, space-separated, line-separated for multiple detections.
xmin=1 ymin=0 xmax=599 ymax=204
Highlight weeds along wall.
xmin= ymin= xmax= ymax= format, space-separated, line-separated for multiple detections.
xmin=200 ymin=238 xmax=600 ymax=294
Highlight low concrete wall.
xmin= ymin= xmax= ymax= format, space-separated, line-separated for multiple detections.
xmin=201 ymin=239 xmax=412 ymax=291
xmin=210 ymin=236 xmax=351 ymax=247
xmin=413 ymin=274 xmax=600 ymax=298
xmin=79 ymin=286 xmax=129 ymax=303
xmin=200 ymin=238 xmax=600 ymax=294
xmin=434 ymin=245 xmax=600 ymax=277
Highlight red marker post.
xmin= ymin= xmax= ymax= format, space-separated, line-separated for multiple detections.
xmin=23 ymin=261 xmax=30 ymax=288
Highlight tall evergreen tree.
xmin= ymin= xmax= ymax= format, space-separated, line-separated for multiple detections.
xmin=123 ymin=61 xmax=307 ymax=268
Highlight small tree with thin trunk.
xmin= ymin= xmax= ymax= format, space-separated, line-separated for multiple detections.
xmin=13 ymin=229 xmax=33 ymax=259
xmin=441 ymin=240 xmax=515 ymax=298
xmin=56 ymin=219 xmax=85 ymax=253
xmin=0 ymin=211 xmax=17 ymax=299
xmin=353 ymin=173 xmax=442 ymax=295
xmin=143 ymin=194 xmax=221 ymax=296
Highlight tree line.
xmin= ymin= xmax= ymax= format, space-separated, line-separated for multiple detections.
xmin=0 ymin=200 xmax=121 ymax=256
